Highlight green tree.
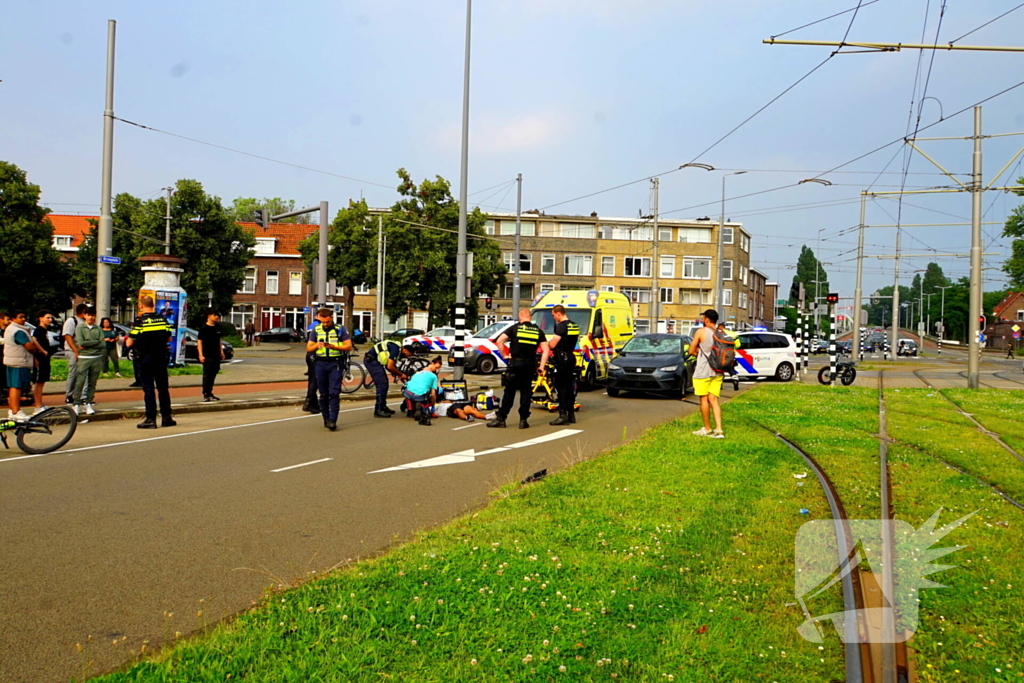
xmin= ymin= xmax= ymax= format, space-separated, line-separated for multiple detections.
xmin=788 ymin=245 xmax=829 ymax=307
xmin=0 ymin=161 xmax=70 ymax=312
xmin=228 ymin=198 xmax=313 ymax=225
xmin=1002 ymin=176 xmax=1024 ymax=288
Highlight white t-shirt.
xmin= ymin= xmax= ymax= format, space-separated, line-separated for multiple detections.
xmin=62 ymin=317 xmax=79 ymax=350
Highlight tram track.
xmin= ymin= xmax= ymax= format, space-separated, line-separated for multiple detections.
xmin=993 ymin=370 xmax=1024 ymax=386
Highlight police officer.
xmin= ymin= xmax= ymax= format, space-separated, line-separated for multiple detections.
xmin=305 ymin=308 xmax=352 ymax=431
xmin=547 ymin=304 xmax=580 ymax=425
xmin=363 ymin=338 xmax=414 ymax=418
xmin=126 ymin=294 xmax=175 ymax=429
xmin=487 ymin=308 xmax=548 ymax=429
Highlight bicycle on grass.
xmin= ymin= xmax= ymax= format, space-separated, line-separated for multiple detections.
xmin=1 ymin=406 xmax=78 ymax=455
xmin=338 ymin=355 xmax=430 ymax=394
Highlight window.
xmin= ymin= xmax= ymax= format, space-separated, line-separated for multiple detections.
xmin=560 ymin=223 xmax=596 ymax=239
xmin=499 ymin=220 xmax=536 ymax=236
xmin=285 ymin=307 xmax=305 ymax=330
xmin=621 ymin=287 xmax=651 ymax=304
xmin=564 ymin=254 xmax=593 ymax=276
xmin=254 ymin=238 xmax=276 ymax=255
xmin=52 ymin=235 xmax=73 ymax=248
xmin=600 ymin=285 xmax=615 ymax=292
xmin=601 ymin=256 xmax=616 ymax=276
xmin=501 ymin=283 xmax=534 ymax=299
xmin=683 ymin=258 xmax=710 ymax=279
xmin=229 ymin=305 xmax=255 ymax=329
xmin=484 ymin=220 xmax=496 ymax=235
xmin=660 ymin=256 xmax=675 ymax=279
xmin=678 ymin=228 xmax=712 ymax=243
xmin=1017 ymin=309 xmax=1024 ymax=321
xmin=680 ymin=289 xmax=712 ymax=305
xmin=634 ymin=319 xmax=651 ymax=335
xmin=540 ymin=283 xmax=556 ymax=294
xmin=265 ymin=270 xmax=279 ymax=295
xmin=739 ymin=292 xmax=748 ymax=309
xmin=722 ymin=289 xmax=733 ymax=306
xmin=541 ymin=254 xmax=556 ymax=275
xmin=629 ymin=226 xmax=653 ymax=242
xmin=539 ymin=221 xmax=559 ymax=237
xmin=353 ymin=283 xmax=371 ymax=295
xmin=740 ymin=265 xmax=748 ymax=286
xmin=658 ymin=227 xmax=672 ymax=242
xmin=722 ymin=226 xmax=734 ymax=244
xmin=722 ymin=260 xmax=733 ymax=280
xmin=659 ymin=287 xmax=674 ymax=304
xmin=503 ymin=252 xmax=532 ymax=274
xmin=740 ymin=234 xmax=750 ymax=252
xmin=624 ymin=257 xmax=651 ymax=277
xmin=289 ymin=271 xmax=302 ymax=296
xmin=240 ymin=267 xmax=256 ymax=294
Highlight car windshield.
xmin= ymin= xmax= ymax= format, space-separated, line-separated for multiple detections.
xmin=620 ymin=337 xmax=683 ymax=355
xmin=427 ymin=328 xmax=452 ymax=336
xmin=530 ymin=309 xmax=592 ymax=335
xmin=472 ymin=322 xmax=509 ymax=339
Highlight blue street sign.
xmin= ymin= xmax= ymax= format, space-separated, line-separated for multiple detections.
xmin=98 ymin=255 xmax=121 ymax=265
xmin=302 ymin=307 xmax=310 ymax=313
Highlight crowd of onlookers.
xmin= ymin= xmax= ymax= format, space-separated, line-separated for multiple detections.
xmin=1 ymin=304 xmax=127 ymax=422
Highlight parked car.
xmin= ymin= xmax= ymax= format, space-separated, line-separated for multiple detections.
xmin=181 ymin=327 xmax=234 ymax=363
xmin=446 ymin=321 xmax=516 ymax=374
xmin=733 ymin=331 xmax=799 ymax=382
xmin=255 ymin=327 xmax=304 ymax=343
xmin=385 ymin=328 xmax=424 ymax=342
xmin=403 ymin=327 xmax=457 ymax=353
xmin=606 ymin=334 xmax=693 ymax=398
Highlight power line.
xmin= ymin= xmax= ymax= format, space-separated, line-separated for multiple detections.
xmin=769 ymin=0 xmax=882 ymax=39
xmin=949 ymin=2 xmax=1024 ymax=44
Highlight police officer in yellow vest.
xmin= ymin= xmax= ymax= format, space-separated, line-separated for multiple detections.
xmin=487 ymin=308 xmax=549 ymax=429
xmin=305 ymin=308 xmax=352 ymax=431
xmin=547 ymin=304 xmax=580 ymax=425
xmin=363 ymin=338 xmax=414 ymax=418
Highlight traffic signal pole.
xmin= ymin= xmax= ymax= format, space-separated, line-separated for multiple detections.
xmin=852 ymin=192 xmax=866 ymax=359
xmin=968 ymin=108 xmax=983 ymax=389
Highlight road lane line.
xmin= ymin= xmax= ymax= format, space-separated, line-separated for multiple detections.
xmin=271 ymin=457 xmax=333 ymax=473
xmin=370 ymin=428 xmax=583 ymax=473
xmin=452 ymin=422 xmax=483 ymax=431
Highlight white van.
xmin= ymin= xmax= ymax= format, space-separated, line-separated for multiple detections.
xmin=733 ymin=331 xmax=799 ymax=382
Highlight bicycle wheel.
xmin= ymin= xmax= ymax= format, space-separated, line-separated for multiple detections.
xmin=400 ymin=357 xmax=429 ymax=376
xmin=840 ymin=367 xmax=857 ymax=386
xmin=17 ymin=406 xmax=78 ymax=454
xmin=816 ymin=366 xmax=833 ymax=386
xmin=340 ymin=361 xmax=366 ymax=394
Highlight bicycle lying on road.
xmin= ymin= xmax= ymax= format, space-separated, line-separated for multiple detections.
xmin=0 ymin=406 xmax=78 ymax=455
xmin=817 ymin=360 xmax=858 ymax=386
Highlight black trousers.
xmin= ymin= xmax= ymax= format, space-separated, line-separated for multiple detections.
xmin=553 ymin=363 xmax=577 ymax=416
xmin=202 ymin=358 xmax=220 ymax=396
xmin=498 ymin=363 xmax=536 ymax=421
xmin=366 ymin=359 xmax=389 ymax=411
xmin=305 ymin=351 xmax=318 ymax=409
xmin=138 ymin=355 xmax=172 ymax=420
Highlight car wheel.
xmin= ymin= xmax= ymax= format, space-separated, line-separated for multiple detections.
xmin=579 ymin=363 xmax=597 ymax=392
xmin=476 ymin=355 xmax=497 ymax=374
xmin=775 ymin=362 xmax=795 ymax=382
xmin=606 ymin=386 xmax=620 ymax=397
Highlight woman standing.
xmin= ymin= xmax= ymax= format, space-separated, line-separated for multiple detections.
xmin=100 ymin=317 xmax=122 ymax=377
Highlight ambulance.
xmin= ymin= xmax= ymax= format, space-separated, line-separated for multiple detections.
xmin=530 ymin=290 xmax=634 ymax=390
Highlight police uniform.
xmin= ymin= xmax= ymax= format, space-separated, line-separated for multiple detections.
xmin=551 ymin=318 xmax=580 ymax=423
xmin=129 ymin=311 xmax=174 ymax=426
xmin=364 ymin=340 xmax=401 ymax=414
xmin=495 ymin=321 xmax=546 ymax=423
xmin=308 ymin=322 xmax=350 ymax=426
xmin=302 ymin=320 xmax=320 ymax=414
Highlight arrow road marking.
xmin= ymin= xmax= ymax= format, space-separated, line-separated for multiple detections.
xmin=368 ymin=429 xmax=583 ymax=474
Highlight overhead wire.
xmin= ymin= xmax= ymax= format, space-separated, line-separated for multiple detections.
xmin=768 ymin=0 xmax=882 ymax=39
xmin=948 ymin=2 xmax=1024 ymax=44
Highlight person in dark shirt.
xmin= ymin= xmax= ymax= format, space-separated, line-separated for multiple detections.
xmin=547 ymin=305 xmax=580 ymax=425
xmin=363 ymin=340 xmax=414 ymax=418
xmin=126 ymin=294 xmax=175 ymax=429
xmin=487 ymin=308 xmax=548 ymax=429
xmin=197 ymin=309 xmax=224 ymax=402
xmin=30 ymin=310 xmax=57 ymax=413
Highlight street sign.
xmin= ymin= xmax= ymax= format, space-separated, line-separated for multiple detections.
xmin=776 ymin=299 xmax=787 ymax=306
xmin=98 ymin=255 xmax=121 ymax=265
xmin=1014 ymin=332 xmax=1022 ymax=340
xmin=1013 ymin=324 xmax=1021 ymax=332
xmin=816 ymin=304 xmax=828 ymax=315
xmin=302 ymin=307 xmax=310 ymax=313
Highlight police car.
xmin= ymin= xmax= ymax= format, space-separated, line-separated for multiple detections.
xmin=445 ymin=321 xmax=516 ymax=374
xmin=733 ymin=330 xmax=799 ymax=382
xmin=403 ymin=327 xmax=457 ymax=353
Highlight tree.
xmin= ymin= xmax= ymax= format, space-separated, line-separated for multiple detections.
xmin=1002 ymin=176 xmax=1024 ymax=289
xmin=0 ymin=161 xmax=70 ymax=312
xmin=788 ymin=245 xmax=829 ymax=307
xmin=228 ymin=198 xmax=314 ymax=225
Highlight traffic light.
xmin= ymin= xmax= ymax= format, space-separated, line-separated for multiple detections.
xmin=485 ymin=297 xmax=493 ymax=310
xmin=253 ymin=209 xmax=269 ymax=229
xmin=979 ymin=315 xmax=986 ymax=330
xmin=826 ymin=292 xmax=839 ymax=305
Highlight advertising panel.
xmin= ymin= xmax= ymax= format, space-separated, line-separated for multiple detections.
xmin=140 ymin=288 xmax=188 ymax=365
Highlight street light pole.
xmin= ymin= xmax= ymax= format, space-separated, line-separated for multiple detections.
xmin=163 ymin=187 xmax=174 ymax=255
xmin=853 ymin=192 xmax=866 ymax=358
xmin=453 ymin=0 xmax=472 ymax=382
xmin=651 ymin=177 xmax=660 ymax=326
xmin=512 ymin=173 xmax=522 ymax=315
xmin=968 ymin=106 xmax=984 ymax=389
xmin=96 ymin=19 xmax=117 ymax=320
xmin=717 ymin=171 xmax=746 ymax=315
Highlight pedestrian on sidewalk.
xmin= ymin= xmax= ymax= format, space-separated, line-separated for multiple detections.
xmin=488 ymin=308 xmax=548 ymax=429
xmin=198 ymin=309 xmax=224 ymax=402
xmin=30 ymin=310 xmax=57 ymax=414
xmin=99 ymin=318 xmax=122 ymax=376
xmin=73 ymin=307 xmax=104 ymax=416
xmin=306 ymin=308 xmax=352 ymax=431
xmin=62 ymin=303 xmax=87 ymax=405
xmin=244 ymin=321 xmax=255 ymax=347
xmin=126 ymin=294 xmax=175 ymax=429
xmin=689 ymin=309 xmax=725 ymax=438
xmin=1005 ymin=338 xmax=1015 ymax=360
xmin=3 ymin=311 xmax=42 ymax=422
xmin=363 ymin=339 xmax=413 ymax=418
xmin=546 ymin=305 xmax=580 ymax=426
xmin=403 ymin=356 xmax=443 ymax=426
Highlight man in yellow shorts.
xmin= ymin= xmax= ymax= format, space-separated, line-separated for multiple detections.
xmin=688 ymin=309 xmax=724 ymax=438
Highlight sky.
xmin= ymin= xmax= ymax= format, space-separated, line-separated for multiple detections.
xmin=4 ymin=0 xmax=1023 ymax=307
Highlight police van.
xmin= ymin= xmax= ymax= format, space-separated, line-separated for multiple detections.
xmin=733 ymin=330 xmax=799 ymax=382
xmin=530 ymin=290 xmax=634 ymax=390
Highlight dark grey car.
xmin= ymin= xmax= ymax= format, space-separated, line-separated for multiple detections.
xmin=605 ymin=334 xmax=693 ymax=398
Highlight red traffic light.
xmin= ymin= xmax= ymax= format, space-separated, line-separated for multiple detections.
xmin=485 ymin=297 xmax=493 ymax=310
xmin=826 ymin=292 xmax=839 ymax=304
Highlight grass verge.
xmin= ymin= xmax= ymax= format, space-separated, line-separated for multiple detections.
xmin=942 ymin=389 xmax=1024 ymax=455
xmin=47 ymin=359 xmax=204 ymax=383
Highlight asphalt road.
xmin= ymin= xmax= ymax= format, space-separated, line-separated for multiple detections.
xmin=0 ymin=385 xmax=748 ymax=683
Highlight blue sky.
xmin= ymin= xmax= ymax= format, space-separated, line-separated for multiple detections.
xmin=4 ymin=0 xmax=1023 ymax=303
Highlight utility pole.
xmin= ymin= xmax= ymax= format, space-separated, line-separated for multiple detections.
xmin=891 ymin=225 xmax=901 ymax=357
xmin=937 ymin=285 xmax=952 ymax=354
xmin=968 ymin=107 xmax=983 ymax=388
xmin=376 ymin=215 xmax=384 ymax=337
xmin=453 ymin=0 xmax=472 ymax=381
xmin=852 ymin=192 xmax=866 ymax=358
xmin=163 ymin=186 xmax=174 ymax=255
xmin=96 ymin=19 xmax=116 ymax=320
xmin=717 ymin=171 xmax=746 ymax=317
xmin=651 ymin=177 xmax=661 ymax=326
xmin=512 ymin=173 xmax=522 ymax=315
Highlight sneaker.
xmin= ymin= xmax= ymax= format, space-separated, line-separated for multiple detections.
xmin=73 ymin=405 xmax=81 ymax=415
xmin=692 ymin=427 xmax=712 ymax=437
xmin=710 ymin=430 xmax=725 ymax=439
xmin=8 ymin=410 xmax=29 ymax=422
xmin=466 ymin=415 xmax=475 ymax=422
xmin=114 ymin=373 xmax=123 ymax=378
xmin=208 ymin=394 xmax=221 ymax=401
xmin=64 ymin=395 xmax=74 ymax=405
xmin=84 ymin=404 xmax=96 ymax=416
xmin=32 ymin=406 xmax=49 ymax=415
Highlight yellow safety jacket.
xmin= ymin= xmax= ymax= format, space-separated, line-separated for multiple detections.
xmin=314 ymin=324 xmax=343 ymax=358
xmin=370 ymin=340 xmax=399 ymax=365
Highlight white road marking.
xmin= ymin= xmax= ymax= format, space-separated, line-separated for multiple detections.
xmin=271 ymin=457 xmax=333 ymax=473
xmin=452 ymin=422 xmax=483 ymax=431
xmin=369 ymin=429 xmax=583 ymax=474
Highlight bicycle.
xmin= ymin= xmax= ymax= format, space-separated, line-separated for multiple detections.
xmin=338 ymin=355 xmax=429 ymax=394
xmin=1 ymin=406 xmax=78 ymax=455
xmin=817 ymin=360 xmax=857 ymax=386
